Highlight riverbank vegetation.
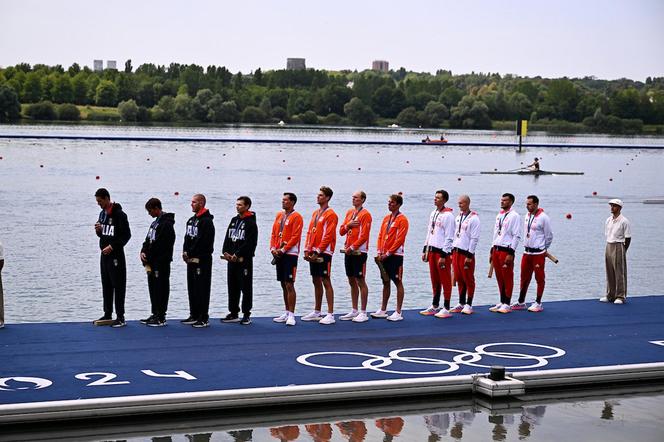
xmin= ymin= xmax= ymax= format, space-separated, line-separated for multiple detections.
xmin=1 ymin=61 xmax=663 ymax=134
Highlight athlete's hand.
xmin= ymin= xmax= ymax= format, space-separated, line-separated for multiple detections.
xmin=438 ymin=257 xmax=445 ymax=269
xmin=140 ymin=252 xmax=147 ymax=263
xmin=94 ymin=222 xmax=102 ymax=234
xmin=230 ymin=255 xmax=238 ymax=262
xmin=348 ymin=219 xmax=360 ymax=228
xmin=102 ymin=245 xmax=113 ymax=255
xmin=505 ymin=254 xmax=514 ymax=266
xmin=182 ymin=252 xmax=189 ymax=263
xmin=421 ymin=253 xmax=427 ymax=262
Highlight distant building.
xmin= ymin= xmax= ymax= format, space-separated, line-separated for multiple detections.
xmin=372 ymin=60 xmax=389 ymax=73
xmin=287 ymin=58 xmax=306 ymax=70
xmin=106 ymin=60 xmax=117 ymax=70
xmin=93 ymin=60 xmax=104 ymax=72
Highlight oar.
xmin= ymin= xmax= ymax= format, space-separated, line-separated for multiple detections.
xmin=508 ymin=167 xmax=528 ymax=172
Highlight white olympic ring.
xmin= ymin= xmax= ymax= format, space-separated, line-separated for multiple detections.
xmin=296 ymin=342 xmax=566 ymax=375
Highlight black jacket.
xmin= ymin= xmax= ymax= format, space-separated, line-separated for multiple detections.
xmin=222 ymin=211 xmax=258 ymax=259
xmin=183 ymin=209 xmax=215 ymax=258
xmin=97 ymin=202 xmax=131 ymax=254
xmin=141 ymin=212 xmax=176 ymax=265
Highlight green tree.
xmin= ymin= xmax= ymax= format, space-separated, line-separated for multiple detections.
xmin=25 ymin=101 xmax=57 ymax=120
xmin=124 ymin=59 xmax=133 ymax=73
xmin=449 ymin=96 xmax=492 ymax=129
xmin=71 ymin=72 xmax=89 ymax=104
xmin=95 ymin=80 xmax=119 ymax=106
xmin=174 ymin=93 xmax=193 ymax=120
xmin=396 ymin=106 xmax=420 ymax=127
xmin=423 ymin=101 xmax=449 ymax=127
xmin=0 ymin=84 xmax=21 ymax=121
xmin=21 ymin=72 xmax=43 ymax=103
xmin=507 ymin=92 xmax=533 ymax=120
xmin=51 ymin=74 xmax=74 ymax=103
xmin=118 ymin=99 xmax=139 ymax=121
xmin=57 ymin=103 xmax=80 ymax=121
xmin=344 ymin=97 xmax=376 ymax=126
xmin=241 ymin=105 xmax=267 ymax=123
xmin=545 ymin=79 xmax=580 ymax=121
xmin=439 ymin=87 xmax=464 ymax=108
xmin=609 ymin=87 xmax=640 ymax=119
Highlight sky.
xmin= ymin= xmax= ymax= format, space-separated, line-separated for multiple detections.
xmin=1 ymin=0 xmax=663 ymax=81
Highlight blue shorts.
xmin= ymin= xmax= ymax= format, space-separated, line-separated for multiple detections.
xmin=309 ymin=254 xmax=332 ymax=277
xmin=276 ymin=254 xmax=298 ymax=283
xmin=344 ymin=253 xmax=368 ymax=278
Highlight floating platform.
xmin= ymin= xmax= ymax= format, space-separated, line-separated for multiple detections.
xmin=1 ymin=133 xmax=664 ymax=149
xmin=1 ymin=296 xmax=663 ymax=425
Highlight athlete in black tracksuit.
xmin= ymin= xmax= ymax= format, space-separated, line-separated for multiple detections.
xmin=222 ymin=210 xmax=258 ymax=320
xmin=183 ymin=207 xmax=215 ymax=325
xmin=95 ymin=198 xmax=131 ymax=323
xmin=140 ymin=204 xmax=175 ymax=324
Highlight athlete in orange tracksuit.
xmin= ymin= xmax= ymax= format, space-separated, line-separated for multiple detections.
xmin=302 ymin=186 xmax=339 ymax=324
xmin=338 ymin=190 xmax=372 ymax=322
xmin=270 ymin=192 xmax=304 ymax=326
xmin=372 ymin=193 xmax=409 ymax=321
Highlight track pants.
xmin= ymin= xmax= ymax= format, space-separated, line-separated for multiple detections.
xmin=227 ymin=259 xmax=253 ymax=316
xmin=519 ymin=253 xmax=546 ymax=303
xmin=427 ymin=251 xmax=452 ymax=308
xmin=187 ymin=255 xmax=212 ymax=321
xmin=605 ymin=242 xmax=627 ymax=301
xmin=452 ymin=250 xmax=475 ymax=305
xmin=100 ymin=252 xmax=126 ymax=318
xmin=147 ymin=263 xmax=171 ymax=319
xmin=491 ymin=248 xmax=514 ymax=304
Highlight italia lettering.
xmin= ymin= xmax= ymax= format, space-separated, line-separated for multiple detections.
xmin=102 ymin=225 xmax=115 ymax=236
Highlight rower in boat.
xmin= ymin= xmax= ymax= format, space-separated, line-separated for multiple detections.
xmin=527 ymin=157 xmax=540 ymax=171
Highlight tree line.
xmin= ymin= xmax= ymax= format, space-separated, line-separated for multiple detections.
xmin=1 ymin=61 xmax=663 ymax=134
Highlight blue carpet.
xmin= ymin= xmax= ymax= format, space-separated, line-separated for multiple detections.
xmin=1 ymin=296 xmax=663 ymax=405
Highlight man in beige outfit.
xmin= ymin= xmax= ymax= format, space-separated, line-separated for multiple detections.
xmin=600 ymin=199 xmax=631 ymax=304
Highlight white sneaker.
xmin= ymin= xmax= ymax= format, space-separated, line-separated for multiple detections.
xmin=449 ymin=304 xmax=464 ymax=313
xmin=370 ymin=309 xmax=388 ymax=319
xmin=301 ymin=311 xmax=323 ymax=321
xmin=528 ymin=302 xmax=543 ymax=312
xmin=386 ymin=311 xmax=403 ymax=321
xmin=273 ymin=312 xmax=288 ymax=323
xmin=340 ymin=310 xmax=359 ymax=321
xmin=286 ymin=314 xmax=296 ymax=326
xmin=434 ymin=308 xmax=452 ymax=319
xmin=461 ymin=304 xmax=474 ymax=315
xmin=419 ymin=305 xmax=439 ymax=316
xmin=319 ymin=313 xmax=336 ymax=325
xmin=489 ymin=303 xmax=502 ymax=312
xmin=599 ymin=297 xmax=610 ymax=302
xmin=510 ymin=302 xmax=527 ymax=311
xmin=352 ymin=312 xmax=369 ymax=323
xmin=497 ymin=303 xmax=512 ymax=314
xmin=614 ymin=299 xmax=624 ymax=305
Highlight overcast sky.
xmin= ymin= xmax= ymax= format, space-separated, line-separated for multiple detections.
xmin=1 ymin=0 xmax=663 ymax=81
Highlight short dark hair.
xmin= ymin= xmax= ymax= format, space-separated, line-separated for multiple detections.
xmin=95 ymin=188 xmax=110 ymax=199
xmin=145 ymin=198 xmax=162 ymax=210
xmin=527 ymin=195 xmax=539 ymax=204
xmin=389 ymin=194 xmax=403 ymax=206
xmin=284 ymin=192 xmax=297 ymax=204
xmin=193 ymin=193 xmax=206 ymax=206
xmin=320 ymin=186 xmax=333 ymax=199
xmin=436 ymin=189 xmax=449 ymax=203
xmin=502 ymin=193 xmax=515 ymax=203
xmin=237 ymin=195 xmax=252 ymax=208
xmin=358 ymin=190 xmax=366 ymax=202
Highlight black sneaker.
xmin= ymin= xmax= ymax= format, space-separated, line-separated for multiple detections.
xmin=221 ymin=314 xmax=240 ymax=323
xmin=140 ymin=314 xmax=156 ymax=324
xmin=240 ymin=315 xmax=251 ymax=325
xmin=192 ymin=320 xmax=209 ymax=328
xmin=111 ymin=317 xmax=126 ymax=328
xmin=180 ymin=316 xmax=197 ymax=325
xmin=146 ymin=316 xmax=166 ymax=327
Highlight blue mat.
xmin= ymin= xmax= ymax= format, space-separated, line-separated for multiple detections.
xmin=1 ymin=296 xmax=663 ymax=406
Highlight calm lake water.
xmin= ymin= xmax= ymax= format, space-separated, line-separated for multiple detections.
xmin=0 ymin=124 xmax=663 ymax=322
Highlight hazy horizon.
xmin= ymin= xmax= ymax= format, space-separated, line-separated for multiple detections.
xmin=1 ymin=0 xmax=663 ymax=81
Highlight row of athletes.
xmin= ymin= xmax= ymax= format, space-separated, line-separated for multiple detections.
xmin=92 ymin=186 xmax=551 ymax=328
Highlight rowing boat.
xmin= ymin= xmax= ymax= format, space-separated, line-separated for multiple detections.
xmin=481 ymin=170 xmax=584 ymax=176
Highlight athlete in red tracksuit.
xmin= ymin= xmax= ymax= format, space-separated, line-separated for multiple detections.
xmin=419 ymin=189 xmax=455 ymax=318
xmin=513 ymin=195 xmax=553 ymax=312
xmin=490 ymin=193 xmax=522 ymax=313
xmin=451 ymin=194 xmax=480 ymax=315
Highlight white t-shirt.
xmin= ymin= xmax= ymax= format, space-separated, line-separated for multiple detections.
xmin=605 ymin=214 xmax=631 ymax=243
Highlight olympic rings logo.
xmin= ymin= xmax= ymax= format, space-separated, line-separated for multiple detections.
xmin=296 ymin=342 xmax=565 ymax=375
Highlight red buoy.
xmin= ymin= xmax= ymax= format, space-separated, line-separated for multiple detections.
xmin=592 ymin=191 xmax=598 ymax=196
xmin=457 ymin=177 xmax=462 ymax=181
xmin=95 ymin=176 xmax=100 ymax=180
xmin=287 ymin=176 xmax=292 ymax=180
xmin=174 ymin=191 xmax=180 ymax=196
xmin=566 ymin=213 xmax=572 ymax=219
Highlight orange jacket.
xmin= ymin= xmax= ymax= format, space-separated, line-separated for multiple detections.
xmin=377 ymin=212 xmax=409 ymax=256
xmin=339 ymin=207 xmax=372 ymax=253
xmin=304 ymin=207 xmax=338 ymax=255
xmin=270 ymin=210 xmax=304 ymax=256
